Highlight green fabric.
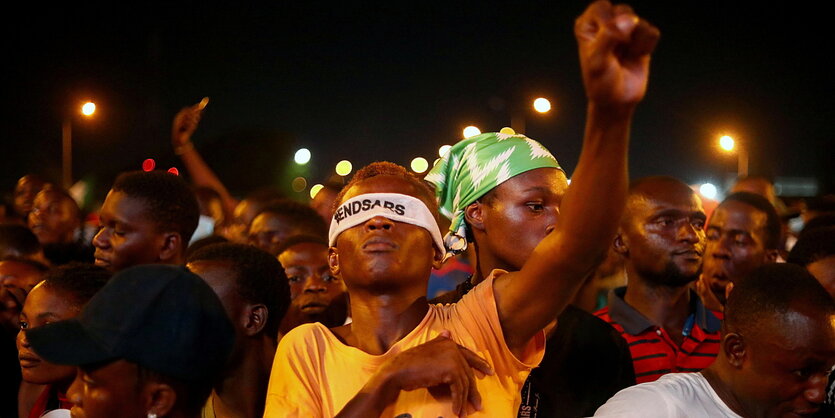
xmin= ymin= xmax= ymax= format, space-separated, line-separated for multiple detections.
xmin=424 ymin=131 xmax=561 ymax=255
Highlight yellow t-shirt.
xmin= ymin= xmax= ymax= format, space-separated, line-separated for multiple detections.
xmin=263 ymin=272 xmax=545 ymax=417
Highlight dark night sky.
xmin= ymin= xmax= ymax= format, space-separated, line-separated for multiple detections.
xmin=3 ymin=1 xmax=832 ymax=201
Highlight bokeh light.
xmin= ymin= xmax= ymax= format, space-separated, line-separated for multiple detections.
xmin=310 ymin=184 xmax=324 ymax=199
xmin=533 ymin=97 xmax=551 ymax=113
xmin=699 ymin=183 xmax=718 ymax=200
xmin=291 ymin=177 xmax=308 ymax=192
xmin=719 ymin=135 xmax=735 ymax=151
xmin=411 ymin=157 xmax=429 ymax=173
xmin=335 ymin=160 xmax=353 ymax=176
xmin=438 ymin=144 xmax=451 ymax=157
xmin=142 ymin=158 xmax=156 ymax=172
xmin=294 ymin=148 xmax=311 ymax=165
xmin=463 ymin=126 xmax=481 ymax=138
xmin=81 ymin=102 xmax=96 ymax=116
xmin=167 ymin=167 xmax=179 ymax=176
xmin=499 ymin=127 xmax=516 ymax=135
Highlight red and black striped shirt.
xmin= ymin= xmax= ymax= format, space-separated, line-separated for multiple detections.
xmin=594 ymin=287 xmax=722 ymax=384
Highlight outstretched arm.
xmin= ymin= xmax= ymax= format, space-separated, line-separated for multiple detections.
xmin=494 ymin=1 xmax=660 ymax=354
xmin=171 ymin=99 xmax=239 ymax=215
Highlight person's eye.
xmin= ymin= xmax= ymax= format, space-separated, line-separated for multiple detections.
xmin=692 ymin=219 xmax=706 ymax=229
xmin=706 ymin=230 xmax=719 ymax=241
xmin=18 ymin=321 xmax=28 ymax=330
xmin=323 ymin=274 xmax=338 ymax=283
xmin=656 ymin=217 xmax=674 ymax=226
xmin=526 ymin=202 xmax=545 ymax=212
xmin=287 ymin=276 xmax=303 ymax=284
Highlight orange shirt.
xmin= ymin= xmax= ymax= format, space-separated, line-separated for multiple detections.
xmin=264 ymin=272 xmax=545 ymax=417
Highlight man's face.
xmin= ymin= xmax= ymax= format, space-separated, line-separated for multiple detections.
xmin=330 ymin=175 xmax=439 ymax=291
xmin=14 ymin=176 xmax=44 ymax=218
xmin=733 ymin=308 xmax=835 ymax=417
xmin=92 ymin=191 xmax=165 ymax=272
xmin=620 ymin=185 xmax=706 ymax=287
xmin=17 ymin=283 xmax=78 ymax=385
xmin=476 ymin=168 xmax=568 ymax=271
xmin=703 ymin=201 xmax=774 ymax=304
xmin=248 ymin=213 xmax=303 ymax=256
xmin=807 ymin=255 xmax=835 ymax=299
xmin=279 ymin=242 xmax=347 ymax=316
xmin=28 ymin=190 xmax=79 ymax=245
xmin=67 ymin=359 xmax=146 ymax=418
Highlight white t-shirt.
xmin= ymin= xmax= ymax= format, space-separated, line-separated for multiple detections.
xmin=594 ymin=372 xmax=742 ymax=418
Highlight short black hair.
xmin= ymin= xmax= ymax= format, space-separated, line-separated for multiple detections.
xmin=720 ymin=192 xmax=782 ymax=250
xmin=335 ymin=161 xmax=439 ymax=217
xmin=787 ymin=226 xmax=835 ymax=267
xmin=41 ymin=263 xmax=112 ymax=309
xmin=725 ymin=263 xmax=835 ymax=336
xmin=800 ymin=214 xmax=835 ymax=236
xmin=187 ymin=243 xmax=290 ymax=338
xmin=276 ymin=234 xmax=329 ymax=256
xmin=0 ymin=256 xmax=50 ymax=273
xmin=111 ymin=171 xmax=200 ymax=245
xmin=256 ymin=200 xmax=328 ymax=239
xmin=0 ymin=224 xmax=42 ymax=257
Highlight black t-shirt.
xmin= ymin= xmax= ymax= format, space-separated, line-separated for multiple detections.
xmin=432 ymin=280 xmax=636 ymax=418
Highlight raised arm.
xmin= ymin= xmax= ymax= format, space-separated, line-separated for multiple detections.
xmin=494 ymin=1 xmax=660 ymax=353
xmin=171 ymin=99 xmax=239 ymax=215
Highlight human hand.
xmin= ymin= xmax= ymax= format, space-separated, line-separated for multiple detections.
xmin=695 ymin=275 xmax=724 ymax=313
xmin=171 ymin=97 xmax=209 ymax=147
xmin=575 ymin=1 xmax=659 ymax=106
xmin=372 ymin=330 xmax=494 ymax=417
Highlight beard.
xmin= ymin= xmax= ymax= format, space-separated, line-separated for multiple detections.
xmin=639 ymin=259 xmax=701 ymax=288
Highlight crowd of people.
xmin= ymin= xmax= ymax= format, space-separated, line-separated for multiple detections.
xmin=1 ymin=2 xmax=834 ymax=417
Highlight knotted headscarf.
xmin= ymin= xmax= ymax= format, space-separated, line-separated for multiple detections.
xmin=424 ymin=131 xmax=562 ymax=258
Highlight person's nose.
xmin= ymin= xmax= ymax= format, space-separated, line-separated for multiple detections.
xmin=803 ymin=372 xmax=828 ymax=405
xmin=678 ymin=220 xmax=702 ymax=244
xmin=364 ymin=216 xmax=394 ymax=232
xmin=92 ymin=227 xmax=110 ymax=249
xmin=67 ymin=370 xmax=84 ymax=405
xmin=304 ymin=275 xmax=328 ymax=294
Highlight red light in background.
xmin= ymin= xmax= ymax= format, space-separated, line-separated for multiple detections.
xmin=142 ymin=158 xmax=156 ymax=172
xmin=168 ymin=167 xmax=179 ymax=175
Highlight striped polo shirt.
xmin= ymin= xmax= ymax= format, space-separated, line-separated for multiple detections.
xmin=595 ymin=287 xmax=722 ymax=384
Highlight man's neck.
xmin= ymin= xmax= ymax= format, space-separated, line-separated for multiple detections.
xmin=339 ymin=288 xmax=429 ymax=355
xmin=471 ymin=243 xmax=514 ymax=286
xmin=701 ymin=363 xmax=748 ymax=417
xmin=623 ymin=268 xmax=693 ymax=333
xmin=212 ymin=337 xmax=277 ymax=418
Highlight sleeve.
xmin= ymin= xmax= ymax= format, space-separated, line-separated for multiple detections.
xmin=451 ymin=270 xmax=546 ymax=386
xmin=263 ymin=327 xmax=324 ymax=418
xmin=593 ymin=384 xmax=680 ymax=418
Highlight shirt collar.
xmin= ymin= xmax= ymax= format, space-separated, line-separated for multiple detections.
xmin=607 ymin=286 xmax=722 ymax=335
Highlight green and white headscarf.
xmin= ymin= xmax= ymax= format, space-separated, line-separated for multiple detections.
xmin=424 ymin=130 xmax=562 ymax=257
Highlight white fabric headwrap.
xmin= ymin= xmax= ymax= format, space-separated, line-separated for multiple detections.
xmin=329 ymin=193 xmax=446 ymax=256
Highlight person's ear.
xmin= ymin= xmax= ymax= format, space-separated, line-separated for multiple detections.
xmin=431 ymin=247 xmax=445 ymax=270
xmin=142 ymin=381 xmax=177 ymax=417
xmin=613 ymin=229 xmax=629 ymax=256
xmin=328 ymin=247 xmax=340 ymax=277
xmin=464 ymin=202 xmax=485 ymax=232
xmin=158 ymin=232 xmax=182 ymax=262
xmin=763 ymin=249 xmax=779 ymax=263
xmin=242 ymin=304 xmax=268 ymax=337
xmin=723 ymin=332 xmax=746 ymax=368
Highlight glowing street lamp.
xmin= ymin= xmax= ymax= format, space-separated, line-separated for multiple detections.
xmin=718 ymin=135 xmax=748 ymax=177
xmin=63 ymin=101 xmax=97 ymax=188
xmin=533 ymin=97 xmax=551 ymax=113
xmin=463 ymin=126 xmax=481 ymax=139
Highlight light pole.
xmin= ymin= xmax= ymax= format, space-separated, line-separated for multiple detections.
xmin=63 ymin=101 xmax=96 ymax=189
xmin=718 ymin=135 xmax=748 ymax=177
xmin=510 ymin=97 xmax=552 ymax=135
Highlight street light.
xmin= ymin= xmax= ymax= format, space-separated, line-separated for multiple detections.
xmin=718 ymin=135 xmax=748 ymax=177
xmin=463 ymin=126 xmax=481 ymax=138
xmin=511 ymin=97 xmax=553 ymax=134
xmin=294 ymin=148 xmax=311 ymax=165
xmin=63 ymin=101 xmax=96 ymax=189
